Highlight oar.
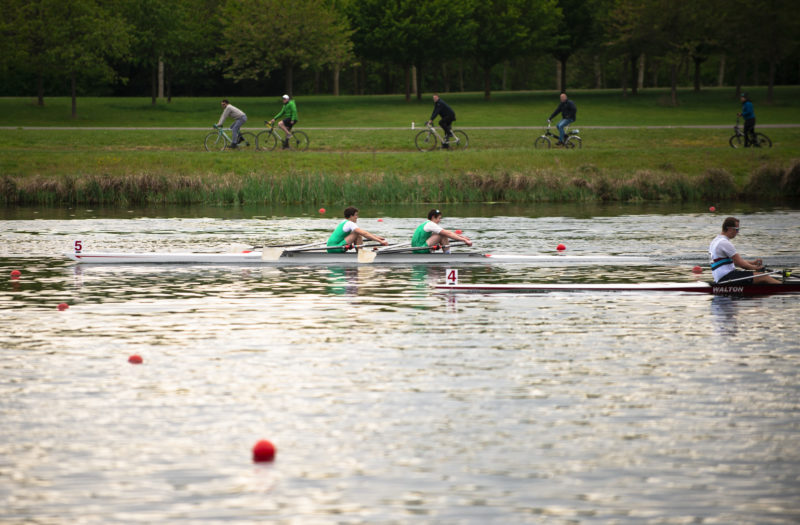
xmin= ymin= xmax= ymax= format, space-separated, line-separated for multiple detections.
xmin=358 ymin=241 xmax=468 ymax=263
xmin=261 ymin=241 xmax=329 ymax=261
xmin=715 ymin=268 xmax=788 ymax=284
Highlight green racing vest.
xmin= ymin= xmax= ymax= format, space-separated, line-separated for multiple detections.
xmin=411 ymin=221 xmax=433 ymax=253
xmin=327 ymin=220 xmax=350 ymax=253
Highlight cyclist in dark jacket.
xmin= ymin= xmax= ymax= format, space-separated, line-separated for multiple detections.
xmin=427 ymin=94 xmax=456 ymax=148
xmin=548 ymin=93 xmax=577 ymax=145
xmin=738 ymin=92 xmax=756 ymax=147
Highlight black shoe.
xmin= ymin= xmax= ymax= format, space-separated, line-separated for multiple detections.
xmin=442 ymin=143 xmax=449 ymax=149
xmin=556 ymin=140 xmax=564 ymax=146
xmin=229 ymin=143 xmax=238 ymax=149
xmin=282 ymin=140 xmax=289 ymax=149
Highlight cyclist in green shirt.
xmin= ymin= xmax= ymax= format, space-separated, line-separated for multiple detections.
xmin=269 ymin=94 xmax=298 ymax=149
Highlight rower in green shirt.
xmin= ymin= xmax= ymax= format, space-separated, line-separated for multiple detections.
xmin=269 ymin=94 xmax=299 ymax=149
xmin=411 ymin=209 xmax=472 ymax=253
xmin=327 ymin=207 xmax=389 ymax=253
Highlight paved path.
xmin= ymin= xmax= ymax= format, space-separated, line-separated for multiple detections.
xmin=2 ymin=124 xmax=799 ymax=131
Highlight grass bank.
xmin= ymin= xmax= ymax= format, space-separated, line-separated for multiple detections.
xmin=1 ymin=87 xmax=799 ymax=205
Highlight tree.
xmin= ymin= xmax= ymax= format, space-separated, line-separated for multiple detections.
xmin=472 ymin=0 xmax=558 ymax=99
xmin=550 ymin=0 xmax=605 ymax=92
xmin=219 ymin=0 xmax=353 ymax=96
xmin=42 ymin=0 xmax=131 ymax=117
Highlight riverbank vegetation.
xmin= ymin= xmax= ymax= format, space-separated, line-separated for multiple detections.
xmin=1 ymin=89 xmax=799 ymax=206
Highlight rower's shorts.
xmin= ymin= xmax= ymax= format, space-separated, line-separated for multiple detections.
xmin=717 ymin=269 xmax=754 ymax=285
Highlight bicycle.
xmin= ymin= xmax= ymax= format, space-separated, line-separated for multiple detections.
xmin=534 ymin=121 xmax=582 ymax=149
xmin=414 ymin=122 xmax=469 ymax=152
xmin=203 ymin=125 xmax=256 ymax=151
xmin=256 ymin=120 xmax=309 ymax=151
xmin=729 ymin=116 xmax=771 ymax=148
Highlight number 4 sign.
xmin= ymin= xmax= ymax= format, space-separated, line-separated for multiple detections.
xmin=445 ymin=268 xmax=458 ymax=286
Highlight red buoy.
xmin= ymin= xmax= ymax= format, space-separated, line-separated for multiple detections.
xmin=377 ymin=218 xmax=383 ymax=222
xmin=692 ymin=266 xmax=703 ymax=274
xmin=252 ymin=440 xmax=276 ymax=462
xmin=556 ymin=244 xmax=566 ymax=251
xmin=10 ymin=269 xmax=21 ymax=279
xmin=57 ymin=303 xmax=69 ymax=311
xmin=319 ymin=208 xmax=326 ymax=214
xmin=455 ymin=230 xmax=462 ymax=234
xmin=709 ymin=206 xmax=716 ymax=212
xmin=128 ymin=354 xmax=143 ymax=364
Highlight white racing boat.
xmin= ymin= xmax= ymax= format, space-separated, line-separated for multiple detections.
xmin=65 ymin=250 xmax=650 ymax=266
xmin=65 ymin=241 xmax=650 ymax=266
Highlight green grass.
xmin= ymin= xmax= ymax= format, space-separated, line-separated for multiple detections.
xmin=1 ymin=87 xmax=799 ymax=206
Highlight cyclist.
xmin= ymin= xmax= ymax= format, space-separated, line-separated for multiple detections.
xmin=216 ymin=99 xmax=247 ymax=148
xmin=738 ymin=92 xmax=757 ymax=147
xmin=548 ymin=92 xmax=577 ymax=146
xmin=269 ymin=94 xmax=298 ymax=149
xmin=427 ymin=94 xmax=456 ymax=149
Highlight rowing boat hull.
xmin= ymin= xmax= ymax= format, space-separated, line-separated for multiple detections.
xmin=434 ymin=281 xmax=800 ymax=296
xmin=65 ymin=251 xmax=650 ymax=266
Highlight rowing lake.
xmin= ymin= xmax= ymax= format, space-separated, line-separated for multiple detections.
xmin=2 ymin=203 xmax=799 ymax=524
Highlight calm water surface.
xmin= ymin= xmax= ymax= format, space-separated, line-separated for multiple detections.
xmin=1 ymin=205 xmax=799 ymax=524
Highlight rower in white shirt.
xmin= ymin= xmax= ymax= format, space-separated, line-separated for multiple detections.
xmin=709 ymin=216 xmax=779 ymax=284
xmin=411 ymin=209 xmax=472 ymax=254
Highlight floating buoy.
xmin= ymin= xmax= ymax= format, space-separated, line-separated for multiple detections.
xmin=455 ymin=230 xmax=462 ymax=234
xmin=252 ymin=439 xmax=276 ymax=462
xmin=692 ymin=266 xmax=703 ymax=274
xmin=377 ymin=218 xmax=383 ymax=222
xmin=709 ymin=206 xmax=716 ymax=212
xmin=10 ymin=269 xmax=21 ymax=279
xmin=557 ymin=244 xmax=566 ymax=251
xmin=57 ymin=303 xmax=69 ymax=311
xmin=319 ymin=208 xmax=326 ymax=214
xmin=128 ymin=354 xmax=143 ymax=364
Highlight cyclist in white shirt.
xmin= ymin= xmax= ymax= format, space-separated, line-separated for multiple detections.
xmin=709 ymin=216 xmax=779 ymax=284
xmin=216 ymin=99 xmax=247 ymax=148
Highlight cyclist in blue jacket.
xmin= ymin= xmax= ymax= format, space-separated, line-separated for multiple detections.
xmin=738 ymin=92 xmax=756 ymax=147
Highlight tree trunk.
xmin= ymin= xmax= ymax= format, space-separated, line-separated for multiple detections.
xmin=735 ymin=59 xmax=745 ymax=97
xmin=693 ymin=57 xmax=703 ymax=92
xmin=717 ymin=54 xmax=726 ymax=87
xmin=670 ymin=63 xmax=678 ymax=107
xmin=158 ymin=59 xmax=164 ymax=99
xmin=555 ymin=60 xmax=562 ymax=91
xmin=404 ymin=65 xmax=411 ymax=102
xmin=70 ymin=71 xmax=77 ymax=119
xmin=621 ymin=55 xmax=629 ymax=97
xmin=560 ymin=57 xmax=568 ymax=92
xmin=593 ymin=55 xmax=603 ymax=89
xmin=37 ymin=70 xmax=44 ymax=106
xmin=415 ymin=65 xmax=422 ymax=101
xmin=637 ymin=53 xmax=645 ymax=89
xmin=767 ymin=58 xmax=776 ymax=103
xmin=459 ymin=59 xmax=464 ymax=92
xmin=285 ymin=64 xmax=293 ymax=96
xmin=630 ymin=53 xmax=638 ymax=96
xmin=151 ymin=62 xmax=157 ymax=105
xmin=483 ymin=66 xmax=492 ymax=100
xmin=333 ymin=64 xmax=340 ymax=96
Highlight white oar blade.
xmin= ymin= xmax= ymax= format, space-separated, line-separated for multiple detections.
xmin=261 ymin=247 xmax=286 ymax=261
xmin=357 ymin=249 xmax=378 ymax=264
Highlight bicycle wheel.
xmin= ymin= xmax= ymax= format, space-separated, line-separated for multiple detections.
xmin=286 ymin=130 xmax=309 ymax=151
xmin=235 ymin=132 xmax=256 ymax=151
xmin=204 ymin=131 xmax=227 ymax=151
xmin=534 ymin=136 xmax=551 ymax=149
xmin=564 ymin=136 xmax=582 ymax=149
xmin=257 ymin=131 xmax=278 ymax=151
xmin=415 ymin=130 xmax=438 ymax=152
xmin=754 ymin=133 xmax=772 ymax=148
xmin=729 ymin=134 xmax=744 ymax=148
xmin=450 ymin=130 xmax=469 ymax=150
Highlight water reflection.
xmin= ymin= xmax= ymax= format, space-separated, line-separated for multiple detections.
xmin=710 ymin=296 xmax=739 ymax=336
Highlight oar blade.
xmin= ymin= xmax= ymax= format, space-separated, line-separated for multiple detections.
xmin=358 ymin=249 xmax=378 ymax=264
xmin=261 ymin=247 xmax=286 ymax=261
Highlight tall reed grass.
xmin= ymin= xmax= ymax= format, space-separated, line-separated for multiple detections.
xmin=3 ymin=161 xmax=798 ymax=206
